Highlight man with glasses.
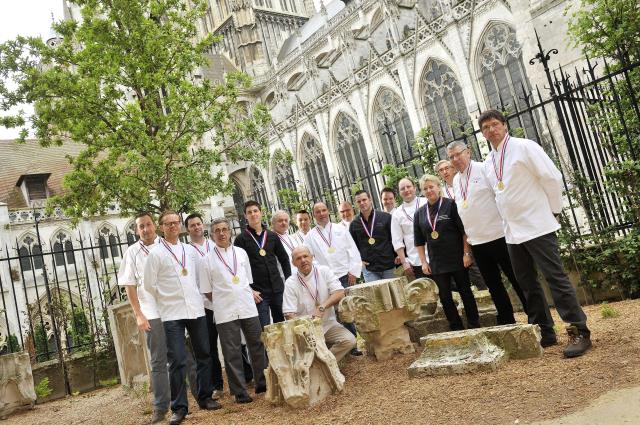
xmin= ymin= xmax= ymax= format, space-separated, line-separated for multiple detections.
xmin=144 ymin=211 xmax=220 ymax=425
xmin=446 ymin=141 xmax=527 ymax=325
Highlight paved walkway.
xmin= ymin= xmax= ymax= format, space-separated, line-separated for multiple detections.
xmin=531 ymin=385 xmax=640 ymax=424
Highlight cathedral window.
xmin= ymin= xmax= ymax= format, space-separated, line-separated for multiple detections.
xmin=300 ymin=134 xmax=331 ymax=201
xmin=52 ymin=231 xmax=75 ymax=266
xmin=334 ymin=113 xmax=375 ymax=198
xmin=373 ymin=88 xmax=415 ymax=165
xmin=250 ymin=167 xmax=270 ymax=207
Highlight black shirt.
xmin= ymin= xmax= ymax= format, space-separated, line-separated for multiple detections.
xmin=349 ymin=210 xmax=397 ymax=272
xmin=233 ymin=225 xmax=291 ymax=295
xmin=413 ymin=197 xmax=466 ymax=274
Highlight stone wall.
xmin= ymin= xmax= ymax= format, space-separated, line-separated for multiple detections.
xmin=108 ymin=301 xmax=150 ymax=388
xmin=0 ymin=351 xmax=36 ymax=418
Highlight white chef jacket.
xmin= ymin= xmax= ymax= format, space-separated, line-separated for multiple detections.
xmin=294 ymin=230 xmax=307 ymax=244
xmin=274 ymin=231 xmax=303 ymax=276
xmin=117 ymin=237 xmax=161 ymax=320
xmin=452 ymin=160 xmax=505 ymax=245
xmin=189 ymin=239 xmax=214 ymax=310
xmin=391 ymin=197 xmax=428 ymax=266
xmin=143 ymin=240 xmax=205 ymax=322
xmin=197 ymin=244 xmax=258 ymax=324
xmin=442 ymin=183 xmax=456 ymax=200
xmin=304 ymin=222 xmax=362 ymax=278
xmin=282 ymin=264 xmax=344 ymax=333
xmin=483 ymin=136 xmax=562 ymax=244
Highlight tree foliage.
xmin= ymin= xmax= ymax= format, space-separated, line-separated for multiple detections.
xmin=0 ymin=0 xmax=270 ymax=220
xmin=410 ymin=126 xmax=438 ymax=174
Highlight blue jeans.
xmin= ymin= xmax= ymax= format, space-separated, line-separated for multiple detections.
xmin=362 ymin=267 xmax=397 ymax=283
xmin=256 ymin=291 xmax=284 ymax=329
xmin=163 ymin=316 xmax=213 ymax=413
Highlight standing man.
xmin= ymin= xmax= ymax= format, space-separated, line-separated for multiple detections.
xmin=380 ymin=187 xmax=397 ymax=214
xmin=283 ymin=246 xmax=356 ymax=363
xmin=234 ymin=200 xmax=291 ymax=328
xmin=144 ymin=211 xmax=220 ymax=425
xmin=480 ymin=109 xmax=591 ymax=357
xmin=446 ymin=141 xmax=527 ymax=325
xmin=435 ymin=159 xmax=456 ymax=200
xmin=304 ymin=201 xmax=362 ymax=355
xmin=338 ymin=201 xmax=355 ymax=228
xmin=391 ymin=178 xmax=428 ymax=280
xmin=295 ymin=209 xmax=313 ymax=243
xmin=198 ymin=218 xmax=267 ymax=404
xmin=271 ymin=210 xmax=304 ymax=275
xmin=185 ymin=213 xmax=223 ymax=399
xmin=118 ymin=212 xmax=168 ymax=424
xmin=350 ymin=190 xmax=397 ymax=282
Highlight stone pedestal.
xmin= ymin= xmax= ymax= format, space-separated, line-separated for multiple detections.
xmin=0 ymin=351 xmax=36 ymax=418
xmin=107 ymin=301 xmax=150 ymax=388
xmin=338 ymin=277 xmax=439 ymax=360
xmin=407 ymin=324 xmax=543 ymax=377
xmin=262 ymin=317 xmax=344 ymax=408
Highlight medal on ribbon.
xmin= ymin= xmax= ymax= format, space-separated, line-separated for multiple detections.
xmin=190 ymin=240 xmax=210 ymax=257
xmin=138 ymin=240 xmax=150 ymax=255
xmin=360 ymin=211 xmax=376 ymax=245
xmin=401 ymin=197 xmax=420 ymax=223
xmin=492 ymin=134 xmax=510 ymax=191
xmin=460 ymin=162 xmax=473 ymax=209
xmin=445 ymin=185 xmax=455 ymax=200
xmin=426 ymin=198 xmax=443 ymax=240
xmin=297 ymin=267 xmax=320 ymax=307
xmin=316 ymin=224 xmax=335 ymax=253
xmin=160 ymin=238 xmax=188 ymax=276
xmin=246 ymin=229 xmax=268 ymax=256
xmin=214 ymin=245 xmax=239 ymax=284
xmin=276 ymin=232 xmax=295 ymax=252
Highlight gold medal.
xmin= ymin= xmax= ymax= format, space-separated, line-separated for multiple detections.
xmin=462 ymin=200 xmax=468 ymax=209
xmin=368 ymin=237 xmax=375 ymax=245
xmin=259 ymin=249 xmax=266 ymax=256
xmin=328 ymin=246 xmax=336 ymax=254
xmin=181 ymin=268 xmax=188 ymax=276
xmin=232 ymin=275 xmax=240 ymax=284
xmin=431 ymin=231 xmax=439 ymax=239
xmin=497 ymin=181 xmax=505 ymax=190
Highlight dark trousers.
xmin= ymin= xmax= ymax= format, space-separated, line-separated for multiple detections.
xmin=204 ymin=309 xmax=224 ymax=390
xmin=468 ymin=262 xmax=488 ymax=290
xmin=507 ymin=232 xmax=589 ymax=337
xmin=431 ymin=269 xmax=480 ymax=330
xmin=256 ymin=291 xmax=284 ymax=329
xmin=338 ymin=274 xmax=357 ymax=336
xmin=163 ymin=316 xmax=213 ymax=414
xmin=217 ymin=317 xmax=266 ymax=396
xmin=412 ymin=265 xmax=427 ymax=279
xmin=471 ymin=237 xmax=527 ymax=324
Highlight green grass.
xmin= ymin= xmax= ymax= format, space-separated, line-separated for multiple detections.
xmin=600 ymin=302 xmax=621 ymax=319
xmin=98 ymin=377 xmax=119 ymax=387
xmin=34 ymin=377 xmax=53 ymax=398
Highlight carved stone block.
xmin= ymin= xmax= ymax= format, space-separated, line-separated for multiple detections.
xmin=107 ymin=301 xmax=150 ymax=388
xmin=0 ymin=351 xmax=36 ymax=418
xmin=262 ymin=317 xmax=345 ymax=408
xmin=338 ymin=277 xmax=439 ymax=360
xmin=407 ymin=324 xmax=543 ymax=377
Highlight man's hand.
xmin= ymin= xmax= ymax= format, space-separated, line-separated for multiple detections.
xmin=136 ymin=314 xmax=151 ymax=332
xmin=394 ymin=256 xmax=402 ymax=265
xmin=347 ymin=273 xmax=357 ymax=286
xmin=362 ymin=261 xmax=370 ymax=267
xmin=312 ymin=306 xmax=326 ymax=319
xmin=421 ymin=263 xmax=432 ymax=275
xmin=402 ymin=261 xmax=415 ymax=277
xmin=463 ymin=253 xmax=473 ymax=268
xmin=253 ymin=290 xmax=263 ymax=304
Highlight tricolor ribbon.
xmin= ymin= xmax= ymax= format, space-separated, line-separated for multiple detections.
xmin=214 ymin=246 xmax=238 ymax=279
xmin=491 ymin=134 xmax=510 ymax=185
xmin=445 ymin=184 xmax=456 ymax=200
xmin=276 ymin=232 xmax=295 ymax=251
xmin=315 ymin=223 xmax=333 ymax=248
xmin=246 ymin=229 xmax=267 ymax=252
xmin=426 ymin=198 xmax=443 ymax=234
xmin=359 ymin=211 xmax=376 ymax=240
xmin=138 ymin=240 xmax=150 ymax=255
xmin=297 ymin=267 xmax=320 ymax=305
xmin=190 ymin=240 xmax=210 ymax=257
xmin=160 ymin=238 xmax=186 ymax=272
xmin=401 ymin=197 xmax=420 ymax=223
xmin=459 ymin=162 xmax=473 ymax=203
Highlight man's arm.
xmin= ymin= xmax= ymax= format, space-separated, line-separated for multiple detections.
xmin=525 ymin=140 xmax=564 ymax=214
xmin=142 ymin=254 xmax=159 ymax=312
xmin=124 ymin=286 xmax=150 ymax=332
xmin=344 ymin=230 xmax=362 ymax=283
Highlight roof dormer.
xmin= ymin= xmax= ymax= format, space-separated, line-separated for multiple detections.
xmin=16 ymin=173 xmax=51 ymax=207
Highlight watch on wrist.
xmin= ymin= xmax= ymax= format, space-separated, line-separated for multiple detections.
xmin=318 ymin=305 xmax=326 ymax=312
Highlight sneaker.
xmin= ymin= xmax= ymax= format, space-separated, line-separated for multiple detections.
xmin=563 ymin=325 xmax=592 ymax=358
xmin=169 ymin=410 xmax=187 ymax=425
xmin=198 ymin=398 xmax=222 ymax=410
xmin=350 ymin=348 xmax=363 ymax=356
xmin=540 ymin=334 xmax=558 ymax=348
xmin=211 ymin=389 xmax=223 ymax=400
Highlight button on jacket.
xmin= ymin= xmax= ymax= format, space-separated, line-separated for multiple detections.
xmin=349 ymin=210 xmax=396 ymax=272
xmin=233 ymin=225 xmax=291 ymax=295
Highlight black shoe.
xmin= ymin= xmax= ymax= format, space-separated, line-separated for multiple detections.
xmin=540 ymin=334 xmax=558 ymax=348
xmin=150 ymin=410 xmax=167 ymax=424
xmin=563 ymin=326 xmax=592 ymax=358
xmin=235 ymin=393 xmax=253 ymax=404
xmin=350 ymin=348 xmax=363 ymax=356
xmin=198 ymin=398 xmax=222 ymax=410
xmin=255 ymin=384 xmax=267 ymax=394
xmin=169 ymin=410 xmax=187 ymax=425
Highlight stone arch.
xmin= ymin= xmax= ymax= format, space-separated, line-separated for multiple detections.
xmin=50 ymin=227 xmax=76 ymax=266
xmin=96 ymin=223 xmax=120 ymax=260
xmin=16 ymin=231 xmax=42 ymax=272
xmin=249 ymin=166 xmax=270 ymax=208
xmin=371 ymin=86 xmax=415 ymax=165
xmin=299 ymin=133 xmax=331 ymax=201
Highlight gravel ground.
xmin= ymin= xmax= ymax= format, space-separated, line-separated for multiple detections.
xmin=6 ymin=299 xmax=640 ymax=425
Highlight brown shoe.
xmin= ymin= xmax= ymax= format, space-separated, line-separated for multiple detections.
xmin=563 ymin=325 xmax=592 ymax=358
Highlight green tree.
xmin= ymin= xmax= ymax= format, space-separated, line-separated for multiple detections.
xmin=410 ymin=127 xmax=438 ymax=175
xmin=0 ymin=0 xmax=270 ymax=220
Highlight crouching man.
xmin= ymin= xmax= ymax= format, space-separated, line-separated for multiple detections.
xmin=283 ymin=246 xmax=356 ymax=362
xmin=198 ymin=218 xmax=267 ymax=404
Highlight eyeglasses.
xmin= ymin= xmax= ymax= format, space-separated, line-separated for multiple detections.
xmin=213 ymin=228 xmax=230 ymax=234
xmin=481 ymin=123 xmax=504 ymax=132
xmin=162 ymin=221 xmax=181 ymax=227
xmin=448 ymin=149 xmax=468 ymax=161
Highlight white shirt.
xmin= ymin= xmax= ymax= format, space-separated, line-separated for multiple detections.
xmin=304 ymin=222 xmax=362 ymax=278
xmin=452 ymin=161 xmax=505 ymax=245
xmin=483 ymin=136 xmax=562 ymax=244
xmin=282 ymin=265 xmax=344 ymax=332
xmin=391 ymin=197 xmax=428 ymax=266
xmin=442 ymin=183 xmax=456 ymax=200
xmin=339 ymin=220 xmax=351 ymax=228
xmin=385 ymin=207 xmax=397 ymax=214
xmin=143 ymin=240 xmax=205 ymax=322
xmin=189 ymin=239 xmax=214 ymax=310
xmin=117 ymin=237 xmax=161 ymax=320
xmin=294 ymin=230 xmax=307 ymax=244
xmin=197 ymin=244 xmax=258 ymax=324
xmin=274 ymin=231 xmax=303 ymax=276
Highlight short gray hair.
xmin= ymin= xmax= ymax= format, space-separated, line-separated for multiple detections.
xmin=447 ymin=140 xmax=468 ymax=152
xmin=210 ymin=217 xmax=230 ymax=229
xmin=434 ymin=159 xmax=452 ymax=173
xmin=271 ymin=210 xmax=290 ymax=225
